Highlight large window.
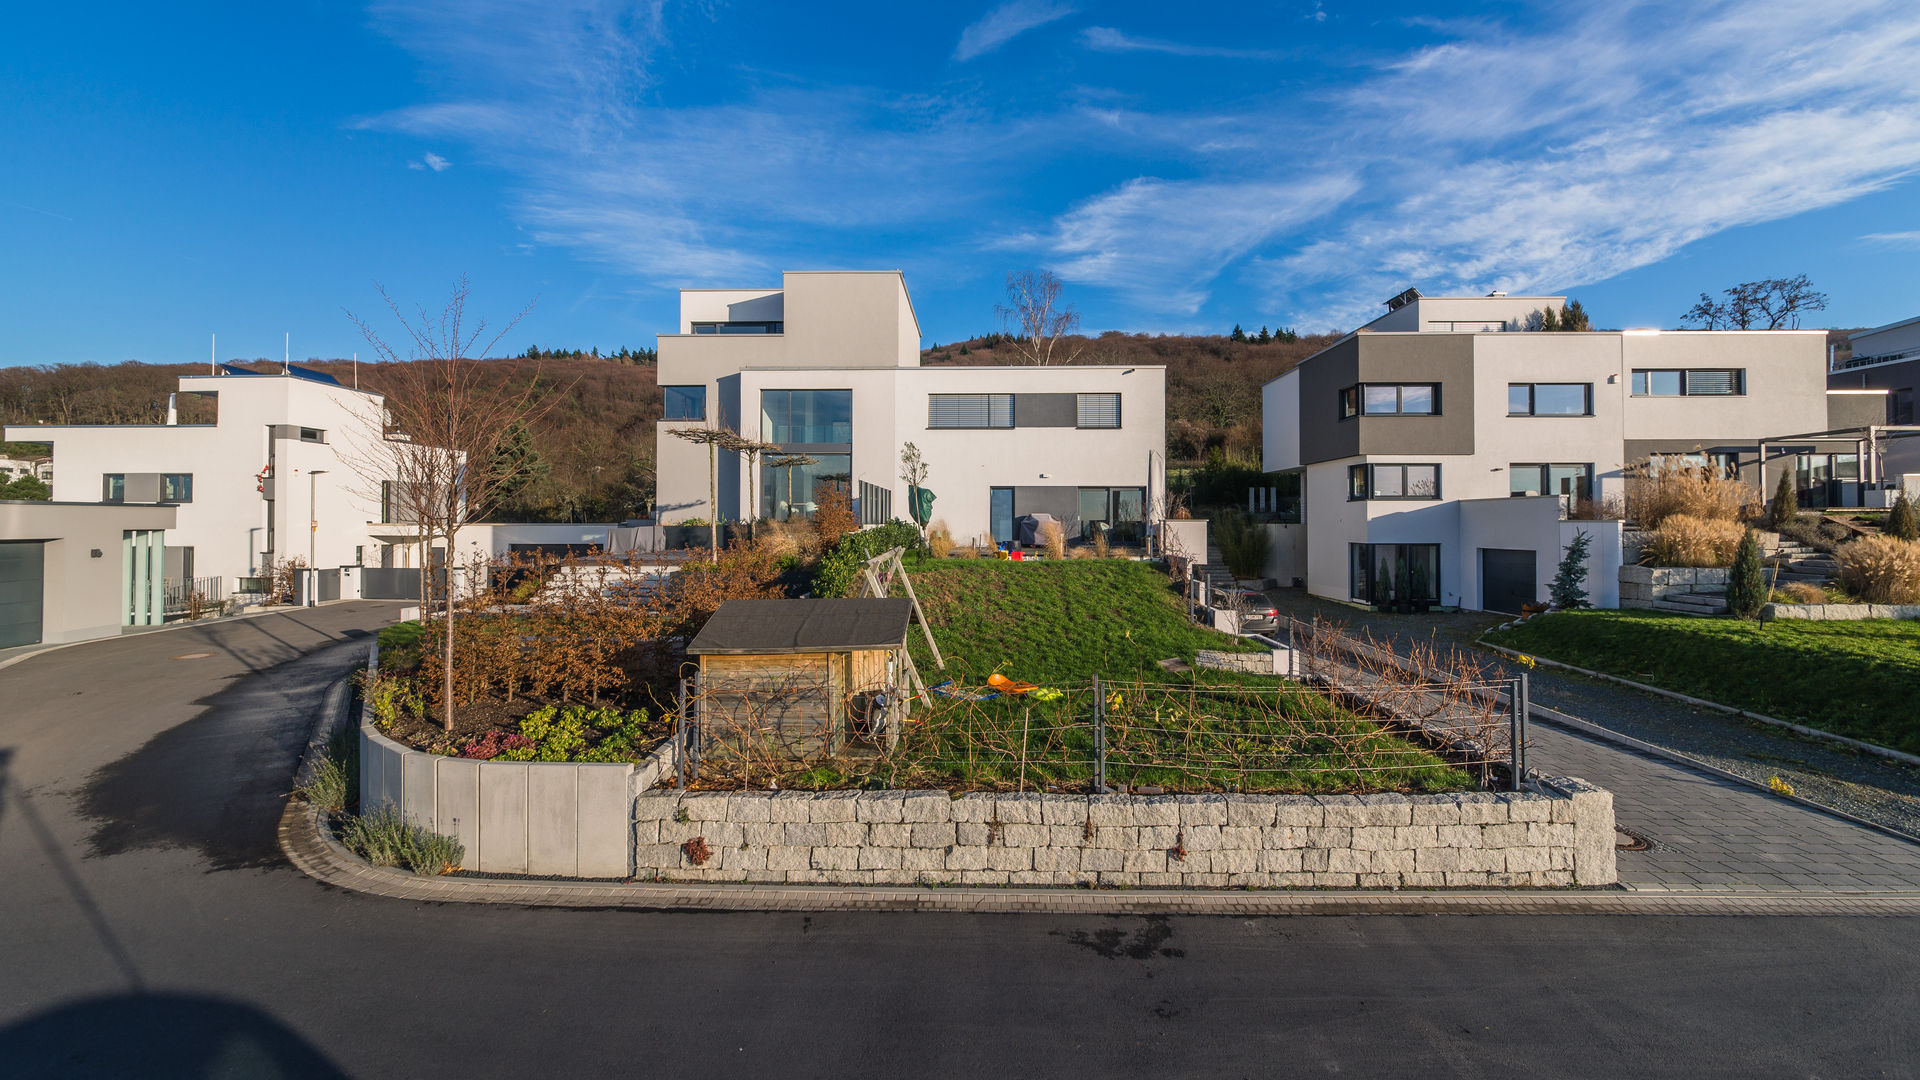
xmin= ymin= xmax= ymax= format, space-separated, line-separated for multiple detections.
xmin=691 ymin=321 xmax=782 ymax=334
xmin=1341 ymin=383 xmax=1439 ymax=419
xmin=1075 ymin=393 xmax=1121 ymax=429
xmin=762 ymin=453 xmax=851 ymax=520
xmin=663 ymin=385 xmax=706 ymax=421
xmin=1631 ymin=369 xmax=1744 ymax=396
xmin=1508 ymin=383 xmax=1592 ymax=416
xmin=1348 ymin=463 xmax=1440 ymax=500
xmin=1076 ymin=486 xmax=1147 ymax=543
xmin=762 ymin=390 xmax=852 ymax=444
xmin=1509 ymin=463 xmax=1592 ymax=501
xmin=1350 ymin=543 xmax=1441 ymax=606
xmin=928 ymin=393 xmax=1013 ymax=429
xmin=162 ymin=473 xmax=193 ymax=502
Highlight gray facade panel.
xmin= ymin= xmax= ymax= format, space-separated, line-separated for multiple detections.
xmin=1827 ymin=392 xmax=1891 ymax=430
xmin=1355 ymin=335 xmax=1476 ymax=457
xmin=1013 ymin=393 xmax=1078 ymax=427
xmin=1298 ymin=337 xmax=1361 ymax=465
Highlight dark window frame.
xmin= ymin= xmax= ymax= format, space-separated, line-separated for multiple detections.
xmin=662 ymin=385 xmax=707 ymax=421
xmin=161 ymin=473 xmax=193 ymax=503
xmin=1347 ymin=462 xmax=1442 ymax=501
xmin=928 ymin=393 xmax=1015 ymax=429
xmin=1340 ymin=382 xmax=1441 ymax=419
xmin=1507 ymin=463 xmax=1594 ymax=500
xmin=103 ymin=473 xmax=125 ymax=503
xmin=1349 ymin=542 xmax=1442 ymax=605
xmin=1075 ymin=392 xmax=1122 ymax=429
xmin=1631 ymin=368 xmax=1746 ymax=397
xmin=1507 ymin=382 xmax=1593 ymax=416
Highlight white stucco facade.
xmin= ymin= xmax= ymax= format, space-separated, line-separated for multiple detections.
xmin=656 ymin=271 xmax=1166 ymax=547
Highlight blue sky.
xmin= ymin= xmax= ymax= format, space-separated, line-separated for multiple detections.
xmin=4 ymin=1 xmax=1919 ymax=367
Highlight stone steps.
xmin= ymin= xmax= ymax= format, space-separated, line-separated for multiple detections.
xmin=1648 ymin=596 xmax=1729 ymax=615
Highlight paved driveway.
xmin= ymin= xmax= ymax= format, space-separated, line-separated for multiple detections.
xmin=6 ymin=603 xmax=1920 ymax=1077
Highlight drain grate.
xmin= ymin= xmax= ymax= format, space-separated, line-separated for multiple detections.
xmin=1615 ymin=826 xmax=1656 ymax=852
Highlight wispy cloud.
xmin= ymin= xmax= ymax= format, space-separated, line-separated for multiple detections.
xmin=1078 ymin=26 xmax=1285 ymax=60
xmin=1862 ymin=230 xmax=1920 ymax=246
xmin=409 ymin=151 xmax=453 ymax=172
xmin=954 ymin=1 xmax=1077 ymax=62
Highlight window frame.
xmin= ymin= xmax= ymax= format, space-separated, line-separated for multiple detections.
xmin=761 ymin=388 xmax=853 ymax=445
xmin=928 ymin=393 xmax=1014 ymax=430
xmin=662 ymin=385 xmax=707 ymax=422
xmin=1347 ymin=462 xmax=1442 ymax=501
xmin=1631 ymin=368 xmax=1745 ymax=397
xmin=1074 ymin=392 xmax=1122 ymax=429
xmin=1507 ymin=382 xmax=1593 ymax=417
xmin=1507 ymin=463 xmax=1594 ymax=501
xmin=161 ymin=473 xmax=193 ymax=503
xmin=103 ymin=473 xmax=125 ymax=503
xmin=1340 ymin=382 xmax=1441 ymax=419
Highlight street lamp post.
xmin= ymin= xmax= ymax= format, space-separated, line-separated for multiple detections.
xmin=307 ymin=469 xmax=328 ymax=606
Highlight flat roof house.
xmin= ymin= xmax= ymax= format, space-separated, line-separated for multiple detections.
xmin=655 ymin=271 xmax=1167 ymax=549
xmin=1828 ymin=311 xmax=1920 ymax=486
xmin=1261 ymin=290 xmax=1866 ymax=614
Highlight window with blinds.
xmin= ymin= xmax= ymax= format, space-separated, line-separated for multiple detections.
xmin=1684 ymin=369 xmax=1742 ymax=395
xmin=928 ymin=393 xmax=1013 ymax=428
xmin=1076 ymin=392 xmax=1121 ymax=428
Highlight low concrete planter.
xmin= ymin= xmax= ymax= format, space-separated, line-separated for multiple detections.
xmin=1761 ymin=602 xmax=1920 ymax=622
xmin=633 ymin=779 xmax=1615 ymax=889
xmin=359 ymin=717 xmax=680 ymax=878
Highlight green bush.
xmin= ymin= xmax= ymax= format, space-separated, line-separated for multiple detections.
xmin=295 ymin=725 xmax=359 ymax=811
xmin=362 ymin=670 xmax=427 ymax=730
xmin=378 ymin=620 xmax=431 ymax=671
xmin=1184 ymin=448 xmax=1267 ymax=508
xmin=1888 ymin=496 xmax=1919 ymax=543
xmin=1212 ymin=509 xmax=1272 ymax=580
xmin=490 ymin=703 xmax=651 ymax=762
xmin=810 ymin=519 xmax=927 ymax=597
xmin=338 ymin=806 xmax=465 ymax=875
xmin=1766 ymin=470 xmax=1797 ymax=530
xmin=1726 ymin=527 xmax=1768 ymax=619
xmin=1549 ymin=530 xmax=1592 ymax=609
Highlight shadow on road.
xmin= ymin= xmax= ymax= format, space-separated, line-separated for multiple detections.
xmin=0 ymin=993 xmax=349 ymax=1079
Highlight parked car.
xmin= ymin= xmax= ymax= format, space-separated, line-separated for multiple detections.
xmin=1215 ymin=588 xmax=1279 ymax=635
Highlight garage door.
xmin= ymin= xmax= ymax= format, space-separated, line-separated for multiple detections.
xmin=1481 ymin=548 xmax=1536 ymax=615
xmin=0 ymin=540 xmax=46 ymax=648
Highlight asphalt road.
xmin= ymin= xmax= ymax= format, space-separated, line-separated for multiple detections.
xmin=4 ymin=604 xmax=1919 ymax=1078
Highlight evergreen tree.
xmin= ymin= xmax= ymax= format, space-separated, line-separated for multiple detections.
xmin=1889 ymin=494 xmax=1920 ymax=542
xmin=1257 ymin=326 xmax=1271 ymax=344
xmin=1727 ymin=527 xmax=1768 ymax=618
xmin=1540 ymin=306 xmax=1561 ymax=332
xmin=1562 ymin=298 xmax=1591 ymax=331
xmin=1549 ymin=529 xmax=1593 ymax=609
xmin=1230 ymin=324 xmax=1247 ymax=342
xmin=1767 ymin=469 xmax=1798 ymax=529
xmin=486 ymin=420 xmax=549 ymax=507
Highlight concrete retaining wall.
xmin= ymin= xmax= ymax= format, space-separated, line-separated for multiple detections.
xmin=1762 ymin=602 xmax=1920 ymax=621
xmin=633 ymin=778 xmax=1615 ymax=889
xmin=359 ymin=719 xmax=680 ymax=878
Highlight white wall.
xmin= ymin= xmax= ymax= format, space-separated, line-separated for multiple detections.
xmin=1454 ymin=497 xmax=1562 ymax=612
xmin=1262 ymin=370 xmax=1301 ymax=471
xmin=1849 ymin=316 xmax=1920 ymax=361
xmin=1469 ymin=332 xmax=1630 ymax=503
xmin=1621 ymin=331 xmax=1827 ymax=442
xmin=678 ymin=289 xmax=784 ymax=332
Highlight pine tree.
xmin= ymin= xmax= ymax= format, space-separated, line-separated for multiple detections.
xmin=1563 ymin=298 xmax=1591 ymax=331
xmin=1549 ymin=529 xmax=1592 ymax=609
xmin=1767 ymin=469 xmax=1798 ymax=529
xmin=1727 ymin=527 xmax=1767 ymax=619
xmin=1889 ymin=494 xmax=1919 ymax=542
xmin=1230 ymin=324 xmax=1247 ymax=342
xmin=1540 ymin=306 xmax=1561 ymax=332
xmin=1257 ymin=326 xmax=1271 ymax=344
xmin=486 ymin=420 xmax=550 ymax=506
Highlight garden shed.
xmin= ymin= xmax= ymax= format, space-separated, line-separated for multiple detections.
xmin=685 ymin=598 xmax=918 ymax=755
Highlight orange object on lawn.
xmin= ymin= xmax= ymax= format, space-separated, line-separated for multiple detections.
xmin=986 ymin=673 xmax=1039 ymax=694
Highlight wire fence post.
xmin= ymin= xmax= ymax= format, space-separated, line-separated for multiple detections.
xmin=1515 ymin=671 xmax=1530 ymax=787
xmin=1093 ymin=675 xmax=1107 ymax=794
xmin=675 ymin=676 xmax=688 ymax=789
xmin=1507 ymin=675 xmax=1524 ymax=792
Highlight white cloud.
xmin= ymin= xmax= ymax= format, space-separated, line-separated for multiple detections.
xmin=423 ymin=152 xmax=451 ymax=172
xmin=954 ymin=1 xmax=1077 ymax=62
xmin=1863 ymin=230 xmax=1920 ymax=247
xmin=1078 ymin=27 xmax=1285 ymax=60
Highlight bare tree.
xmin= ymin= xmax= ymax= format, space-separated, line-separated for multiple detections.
xmin=1683 ymin=275 xmax=1829 ymax=330
xmin=996 ymin=269 xmax=1083 ymax=365
xmin=347 ymin=277 xmax=550 ymax=731
xmin=899 ymin=441 xmax=930 ymax=537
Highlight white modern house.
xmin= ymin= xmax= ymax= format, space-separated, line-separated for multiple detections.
xmin=655 ymin=271 xmax=1167 ymax=547
xmin=1260 ymin=290 xmax=1873 ymax=613
xmin=4 ymin=364 xmax=398 ymax=600
xmin=1829 ymin=311 xmax=1920 ymax=483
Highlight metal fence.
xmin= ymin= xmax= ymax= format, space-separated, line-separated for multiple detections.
xmin=162 ymin=575 xmax=225 ymax=616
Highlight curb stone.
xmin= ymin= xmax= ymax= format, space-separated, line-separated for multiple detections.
xmin=278 ymin=676 xmax=1920 ymax=915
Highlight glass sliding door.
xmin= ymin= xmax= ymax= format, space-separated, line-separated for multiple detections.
xmin=1348 ymin=543 xmax=1441 ymax=608
xmin=990 ymin=488 xmax=1015 ymax=546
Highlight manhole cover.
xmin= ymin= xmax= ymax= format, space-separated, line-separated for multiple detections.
xmin=172 ymin=652 xmax=214 ymax=661
xmin=1615 ymin=827 xmax=1655 ymax=852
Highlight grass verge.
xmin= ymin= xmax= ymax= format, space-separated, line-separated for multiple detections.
xmin=1485 ymin=610 xmax=1920 ymax=755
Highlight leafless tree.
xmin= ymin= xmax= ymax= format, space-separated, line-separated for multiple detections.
xmin=667 ymin=423 xmax=750 ymax=560
xmin=347 ymin=277 xmax=551 ymax=731
xmin=996 ymin=269 xmax=1083 ymax=365
xmin=1683 ymin=275 xmax=1829 ymax=330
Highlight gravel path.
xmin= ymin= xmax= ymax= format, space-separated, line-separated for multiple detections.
xmin=1265 ymin=590 xmax=1920 ymax=839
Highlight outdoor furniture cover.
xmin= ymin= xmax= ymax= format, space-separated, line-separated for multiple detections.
xmin=1015 ymin=513 xmax=1059 ymax=546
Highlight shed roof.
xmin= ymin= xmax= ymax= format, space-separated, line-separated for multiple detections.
xmin=686 ymin=598 xmax=914 ymax=655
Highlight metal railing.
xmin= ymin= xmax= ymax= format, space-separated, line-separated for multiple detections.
xmin=162 ymin=575 xmax=225 ymax=616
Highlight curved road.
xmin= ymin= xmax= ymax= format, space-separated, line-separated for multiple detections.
xmin=2 ymin=604 xmax=1917 ymax=1078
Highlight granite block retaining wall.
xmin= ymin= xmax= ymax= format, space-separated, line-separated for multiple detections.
xmin=632 ymin=778 xmax=1616 ymax=888
xmin=1618 ymin=565 xmax=1729 ymax=608
xmin=1762 ymin=602 xmax=1920 ymax=622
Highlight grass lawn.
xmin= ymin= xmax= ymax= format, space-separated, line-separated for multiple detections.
xmin=1486 ymin=610 xmax=1920 ymax=756
xmin=697 ymin=559 xmax=1476 ymax=795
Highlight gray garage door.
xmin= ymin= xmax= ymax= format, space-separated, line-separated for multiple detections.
xmin=1481 ymin=548 xmax=1536 ymax=615
xmin=0 ymin=540 xmax=47 ymax=648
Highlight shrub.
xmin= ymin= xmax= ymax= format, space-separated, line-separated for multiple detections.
xmin=295 ymin=725 xmax=359 ymax=811
xmin=1641 ymin=514 xmax=1743 ymax=567
xmin=811 ymin=485 xmax=857 ymax=546
xmin=1549 ymin=530 xmax=1592 ymax=609
xmin=1625 ymin=459 xmax=1756 ymax=527
xmin=1888 ymin=495 xmax=1919 ymax=542
xmin=1834 ymin=535 xmax=1920 ymax=604
xmin=1213 ymin=509 xmax=1272 ymax=580
xmin=1183 ymin=448 xmax=1268 ymax=508
xmin=1091 ymin=529 xmax=1111 ymax=558
xmin=810 ymin=520 xmax=928 ymax=597
xmin=1766 ymin=470 xmax=1797 ymax=529
xmin=1726 ymin=528 xmax=1768 ymax=619
xmin=337 ymin=806 xmax=465 ymax=876
xmin=1772 ymin=581 xmax=1827 ymax=604
xmin=1037 ymin=519 xmax=1066 ymax=559
xmin=927 ymin=518 xmax=954 ymax=558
